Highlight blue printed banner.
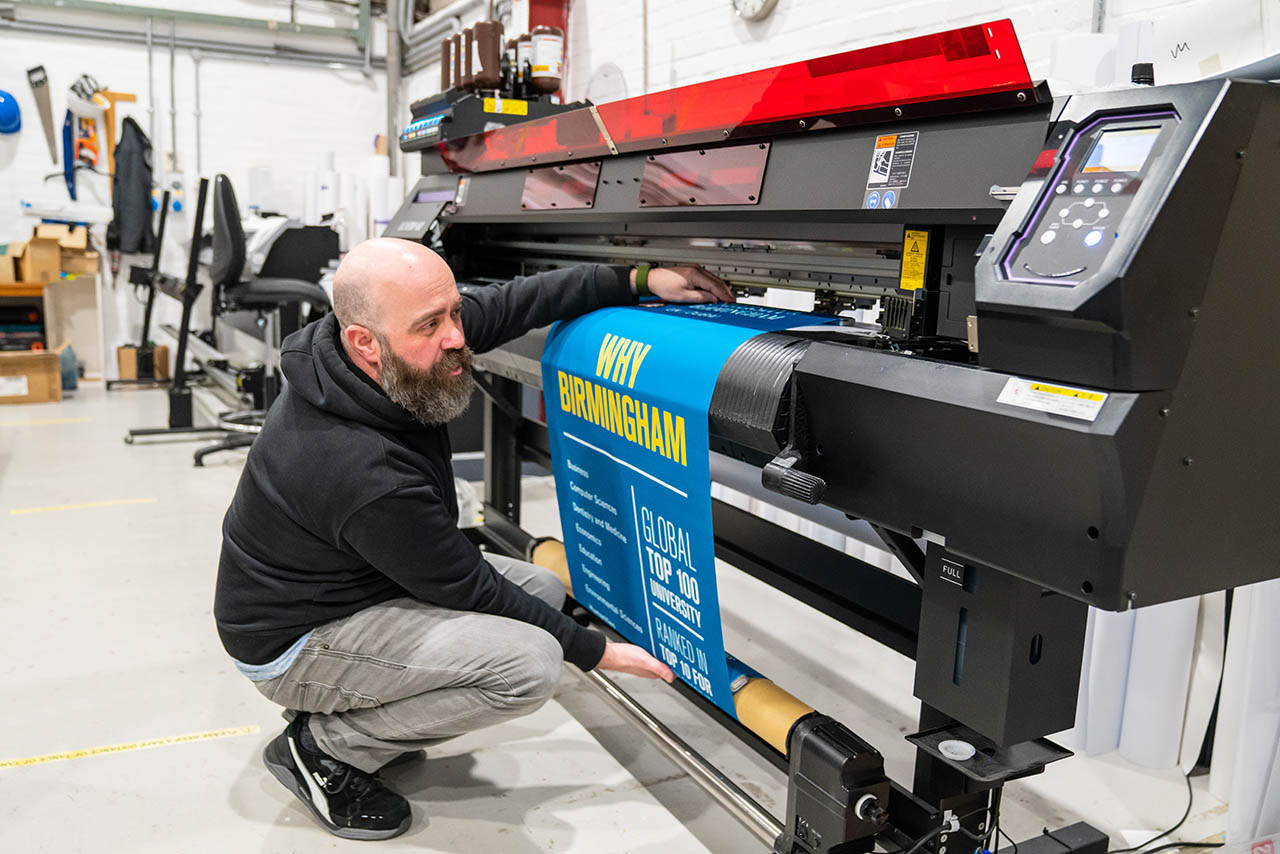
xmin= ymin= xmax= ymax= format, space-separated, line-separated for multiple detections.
xmin=541 ymin=302 xmax=833 ymax=716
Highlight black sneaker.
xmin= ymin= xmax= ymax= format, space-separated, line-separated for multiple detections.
xmin=263 ymin=713 xmax=411 ymax=840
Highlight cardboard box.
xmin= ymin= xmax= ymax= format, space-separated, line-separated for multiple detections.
xmin=0 ymin=244 xmax=16 ymax=285
xmin=36 ymin=223 xmax=88 ymax=250
xmin=117 ymin=344 xmax=170 ymax=381
xmin=61 ymin=250 xmax=100 ymax=275
xmin=0 ymin=345 xmax=65 ymax=404
xmin=8 ymin=234 xmax=62 ymax=285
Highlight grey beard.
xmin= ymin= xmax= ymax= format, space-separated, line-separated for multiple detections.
xmin=377 ymin=340 xmax=475 ymax=427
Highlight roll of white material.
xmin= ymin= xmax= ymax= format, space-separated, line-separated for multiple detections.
xmin=367 ymin=155 xmax=391 ymax=237
xmin=1117 ymin=596 xmax=1200 ymax=768
xmin=303 ymin=169 xmax=319 ymax=225
xmin=1212 ymin=579 xmax=1280 ymax=841
xmin=1178 ymin=592 xmax=1225 ymax=773
xmin=1066 ymin=608 xmax=1135 ymax=756
xmin=247 ymin=166 xmax=275 ymax=213
xmin=338 ymin=172 xmax=355 ymax=213
xmin=316 ymin=170 xmax=338 ymax=220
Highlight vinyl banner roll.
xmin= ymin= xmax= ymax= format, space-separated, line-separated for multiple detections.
xmin=542 ymin=302 xmax=834 ymax=715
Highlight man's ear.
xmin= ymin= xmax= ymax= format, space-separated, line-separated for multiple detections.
xmin=343 ymin=323 xmax=381 ymax=367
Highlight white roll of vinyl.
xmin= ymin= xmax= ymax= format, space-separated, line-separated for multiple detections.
xmin=1117 ymin=596 xmax=1200 ymax=768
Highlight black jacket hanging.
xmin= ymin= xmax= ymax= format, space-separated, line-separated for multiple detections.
xmin=107 ymin=116 xmax=154 ymax=254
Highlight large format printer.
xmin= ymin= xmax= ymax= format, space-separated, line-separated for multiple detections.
xmin=388 ymin=20 xmax=1280 ymax=854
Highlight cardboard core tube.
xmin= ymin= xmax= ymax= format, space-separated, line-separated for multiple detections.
xmin=531 ymin=539 xmax=574 ymax=594
xmin=733 ymin=678 xmax=815 ymax=755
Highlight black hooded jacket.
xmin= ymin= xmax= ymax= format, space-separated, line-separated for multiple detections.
xmin=214 ymin=264 xmax=634 ymax=671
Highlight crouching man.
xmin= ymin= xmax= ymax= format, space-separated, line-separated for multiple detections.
xmin=213 ymin=237 xmax=733 ymax=839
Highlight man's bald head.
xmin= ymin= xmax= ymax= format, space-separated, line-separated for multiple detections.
xmin=332 ymin=238 xmax=455 ymax=334
xmin=333 ymin=237 xmax=469 ymax=402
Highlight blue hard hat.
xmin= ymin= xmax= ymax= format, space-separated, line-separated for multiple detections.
xmin=0 ymin=90 xmax=19 ymax=134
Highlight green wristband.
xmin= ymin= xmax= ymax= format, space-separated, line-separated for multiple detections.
xmin=635 ymin=264 xmax=651 ymax=296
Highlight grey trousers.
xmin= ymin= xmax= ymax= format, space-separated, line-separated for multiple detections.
xmin=254 ymin=554 xmax=567 ymax=773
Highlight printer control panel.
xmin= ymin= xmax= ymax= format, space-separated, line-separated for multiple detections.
xmin=1001 ymin=113 xmax=1177 ymax=285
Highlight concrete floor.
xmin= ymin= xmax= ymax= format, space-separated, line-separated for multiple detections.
xmin=0 ymin=384 xmax=1228 ymax=852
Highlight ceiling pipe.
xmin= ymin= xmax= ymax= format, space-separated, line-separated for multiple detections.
xmin=402 ymin=0 xmax=481 ymax=48
xmin=387 ymin=0 xmax=401 ymax=178
xmin=0 ymin=18 xmax=385 ymax=71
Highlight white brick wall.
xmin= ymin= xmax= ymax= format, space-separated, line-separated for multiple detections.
xmin=563 ymin=0 xmax=1271 ymax=103
xmin=0 ymin=27 xmax=386 ymax=245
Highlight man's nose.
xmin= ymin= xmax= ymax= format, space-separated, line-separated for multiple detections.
xmin=443 ymin=317 xmax=466 ymax=350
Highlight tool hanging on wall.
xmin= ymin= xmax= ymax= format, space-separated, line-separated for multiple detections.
xmin=61 ymin=110 xmax=75 ymax=199
xmin=27 ymin=65 xmax=59 ymax=165
xmin=68 ymin=75 xmax=106 ymax=168
xmin=59 ymin=75 xmax=109 ymax=200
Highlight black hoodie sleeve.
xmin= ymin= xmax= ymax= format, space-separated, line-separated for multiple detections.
xmin=339 ymin=484 xmax=607 ymax=671
xmin=461 ymin=264 xmax=633 ymax=355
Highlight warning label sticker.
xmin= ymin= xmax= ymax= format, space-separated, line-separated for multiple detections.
xmin=864 ymin=131 xmax=919 ymax=209
xmin=900 ymin=229 xmax=928 ymax=291
xmin=996 ymin=377 xmax=1109 ymax=422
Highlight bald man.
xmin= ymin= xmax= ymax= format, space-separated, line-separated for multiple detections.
xmin=213 ymin=238 xmax=734 ymax=840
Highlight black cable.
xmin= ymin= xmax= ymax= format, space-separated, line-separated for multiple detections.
xmin=900 ymin=806 xmax=992 ymax=854
xmin=997 ymin=824 xmax=1019 ymax=854
xmin=901 ymin=824 xmax=949 ymax=854
xmin=957 ymin=823 xmax=998 ymax=848
xmin=1107 ymin=773 xmax=1196 ymax=854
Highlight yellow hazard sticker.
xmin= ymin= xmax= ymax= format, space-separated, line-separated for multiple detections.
xmin=997 ymin=377 xmax=1109 ymax=421
xmin=483 ymin=97 xmax=529 ymax=116
xmin=875 ymin=134 xmax=898 ymax=148
xmin=1029 ymin=382 xmax=1106 ymax=402
xmin=900 ymin=229 xmax=928 ymax=291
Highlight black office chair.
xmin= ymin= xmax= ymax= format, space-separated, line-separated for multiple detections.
xmin=194 ymin=173 xmax=331 ymax=466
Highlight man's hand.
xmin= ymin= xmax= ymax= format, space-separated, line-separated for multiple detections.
xmin=597 ymin=641 xmax=676 ymax=682
xmin=635 ymin=266 xmax=736 ymax=304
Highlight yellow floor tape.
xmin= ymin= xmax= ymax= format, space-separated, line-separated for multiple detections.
xmin=0 ymin=725 xmax=261 ymax=769
xmin=0 ymin=417 xmax=94 ymax=427
xmin=10 ymin=497 xmax=158 ymax=516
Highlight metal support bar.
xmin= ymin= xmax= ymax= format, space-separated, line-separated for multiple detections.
xmin=482 ymin=374 xmax=524 ymax=524
xmin=192 ymin=49 xmax=203 ymax=174
xmin=387 ymin=0 xmax=401 ymax=178
xmin=168 ymin=18 xmax=177 ymax=174
xmin=171 ymin=177 xmax=208 ymax=395
xmin=1091 ymin=0 xmax=1106 ymax=34
xmin=146 ymin=16 xmax=156 ymax=145
xmin=473 ymin=372 xmax=523 ymax=421
xmin=356 ymin=0 xmax=371 ymax=52
xmin=575 ymin=667 xmax=784 ymax=849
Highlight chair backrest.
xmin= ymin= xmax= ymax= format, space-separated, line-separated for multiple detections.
xmin=210 ymin=173 xmax=246 ymax=289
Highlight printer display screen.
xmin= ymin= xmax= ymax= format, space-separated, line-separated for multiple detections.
xmin=1081 ymin=126 xmax=1161 ymax=174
